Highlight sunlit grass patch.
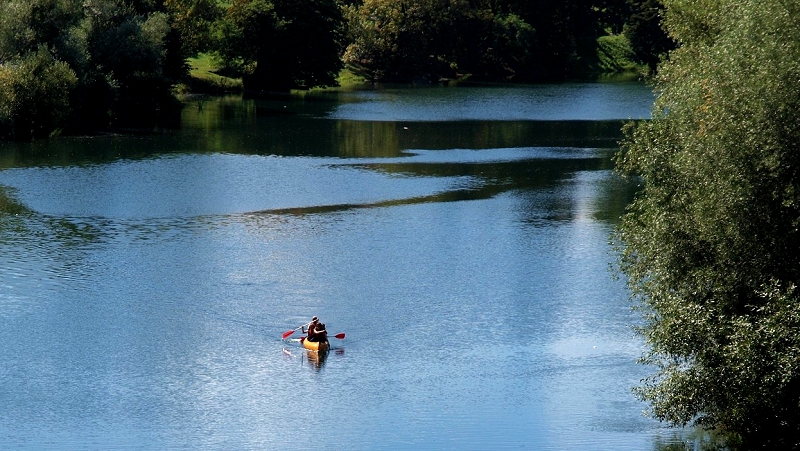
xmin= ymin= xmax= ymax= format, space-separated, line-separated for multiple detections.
xmin=178 ymin=53 xmax=243 ymax=95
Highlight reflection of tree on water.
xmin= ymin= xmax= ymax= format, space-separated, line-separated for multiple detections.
xmin=0 ymin=185 xmax=105 ymax=248
xmin=652 ymin=427 xmax=733 ymax=451
xmin=0 ymin=186 xmax=31 ymax=217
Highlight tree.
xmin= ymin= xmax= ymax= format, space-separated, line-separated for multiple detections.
xmin=474 ymin=12 xmax=535 ymax=80
xmin=343 ymin=0 xmax=535 ymax=83
xmin=615 ymin=0 xmax=800 ymax=447
xmin=343 ymin=0 xmax=469 ymax=82
xmin=504 ymin=0 xmax=628 ymax=80
xmin=0 ymin=47 xmax=77 ymax=139
xmin=164 ymin=0 xmax=220 ymax=55
xmin=0 ymin=0 xmax=82 ymax=138
xmin=216 ymin=0 xmax=345 ymax=93
xmin=0 ymin=0 xmax=186 ymax=137
xmin=83 ymin=0 xmax=176 ymax=124
xmin=0 ymin=0 xmax=84 ymax=61
xmin=624 ymin=0 xmax=675 ymax=72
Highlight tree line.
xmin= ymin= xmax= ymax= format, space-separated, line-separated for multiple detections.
xmin=1 ymin=0 xmax=672 ymax=140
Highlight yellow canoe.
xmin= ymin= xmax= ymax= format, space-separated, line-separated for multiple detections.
xmin=301 ymin=337 xmax=330 ymax=352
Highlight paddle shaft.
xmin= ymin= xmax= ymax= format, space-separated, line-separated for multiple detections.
xmin=283 ymin=326 xmax=345 ymax=340
xmin=294 ymin=332 xmax=345 ymax=340
xmin=282 ymin=322 xmax=311 ymax=339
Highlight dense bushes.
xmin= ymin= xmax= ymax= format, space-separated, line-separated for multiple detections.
xmin=0 ymin=47 xmax=77 ymax=139
xmin=616 ymin=0 xmax=800 ymax=447
xmin=0 ymin=0 xmax=184 ymax=139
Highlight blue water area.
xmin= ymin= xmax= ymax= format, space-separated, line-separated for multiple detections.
xmin=0 ymin=83 xmax=691 ymax=450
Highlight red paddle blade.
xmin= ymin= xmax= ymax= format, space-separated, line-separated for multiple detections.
xmin=334 ymin=333 xmax=345 ymax=339
xmin=282 ymin=330 xmax=295 ymax=339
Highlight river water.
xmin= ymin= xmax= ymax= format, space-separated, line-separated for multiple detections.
xmin=1 ymin=82 xmax=692 ymax=450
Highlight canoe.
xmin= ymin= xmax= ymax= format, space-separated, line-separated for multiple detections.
xmin=301 ymin=337 xmax=330 ymax=352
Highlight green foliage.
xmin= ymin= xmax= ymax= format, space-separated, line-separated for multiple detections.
xmin=596 ymin=33 xmax=642 ymax=73
xmin=267 ymin=0 xmax=344 ymax=90
xmin=214 ymin=0 xmax=344 ymax=93
xmin=0 ymin=0 xmax=680 ymax=137
xmin=502 ymin=0 xmax=630 ymax=79
xmin=0 ymin=47 xmax=77 ymax=139
xmin=616 ymin=0 xmax=800 ymax=447
xmin=86 ymin=7 xmax=171 ymax=85
xmin=480 ymin=13 xmax=535 ymax=79
xmin=213 ymin=0 xmax=274 ymax=76
xmin=0 ymin=0 xmax=84 ymax=61
xmin=164 ymin=0 xmax=221 ymax=55
xmin=343 ymin=0 xmax=536 ymax=83
xmin=341 ymin=0 xmax=401 ymax=82
xmin=85 ymin=4 xmax=181 ymax=125
xmin=343 ymin=0 xmax=455 ymax=82
xmin=183 ymin=53 xmax=242 ymax=94
xmin=660 ymin=0 xmax=722 ymax=46
xmin=624 ymin=0 xmax=675 ymax=71
xmin=0 ymin=0 xmax=185 ymax=138
xmin=342 ymin=0 xmax=657 ymax=83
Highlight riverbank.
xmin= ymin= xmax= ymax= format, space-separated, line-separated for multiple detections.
xmin=178 ymin=41 xmax=647 ymax=98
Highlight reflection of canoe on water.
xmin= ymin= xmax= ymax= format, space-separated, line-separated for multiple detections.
xmin=301 ymin=337 xmax=330 ymax=352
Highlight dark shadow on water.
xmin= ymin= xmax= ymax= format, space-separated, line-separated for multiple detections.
xmin=246 ymin=188 xmax=493 ymax=217
xmin=652 ymin=427 xmax=738 ymax=451
xmin=238 ymin=148 xmax=638 ymax=225
xmin=1 ymin=89 xmax=634 ymax=167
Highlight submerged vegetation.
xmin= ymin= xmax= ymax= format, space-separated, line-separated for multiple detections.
xmin=1 ymin=0 xmax=670 ymax=140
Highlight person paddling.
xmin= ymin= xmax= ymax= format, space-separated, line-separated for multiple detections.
xmin=314 ymin=322 xmax=328 ymax=344
xmin=282 ymin=318 xmax=343 ymax=340
xmin=302 ymin=316 xmax=320 ymax=341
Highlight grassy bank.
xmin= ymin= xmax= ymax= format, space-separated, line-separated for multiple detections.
xmin=177 ymin=54 xmax=243 ymax=95
xmin=179 ymin=53 xmax=369 ymax=96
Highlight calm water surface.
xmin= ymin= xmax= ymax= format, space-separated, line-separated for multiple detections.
xmin=1 ymin=83 xmax=693 ymax=450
